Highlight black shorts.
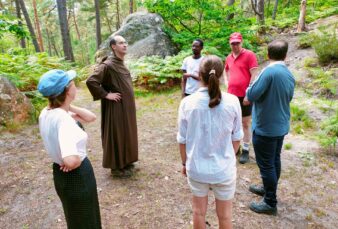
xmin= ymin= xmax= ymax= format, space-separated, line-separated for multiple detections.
xmin=238 ymin=97 xmax=252 ymax=117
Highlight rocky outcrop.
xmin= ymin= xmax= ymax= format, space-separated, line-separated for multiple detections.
xmin=96 ymin=12 xmax=178 ymax=62
xmin=0 ymin=76 xmax=34 ymax=128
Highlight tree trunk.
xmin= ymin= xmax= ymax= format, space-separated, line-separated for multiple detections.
xmin=272 ymin=0 xmax=278 ymax=20
xmin=105 ymin=12 xmax=113 ymax=34
xmin=116 ymin=0 xmax=121 ymax=29
xmin=14 ymin=0 xmax=26 ymax=48
xmin=94 ymin=0 xmax=102 ymax=50
xmin=45 ymin=28 xmax=52 ymax=56
xmin=297 ymin=0 xmax=307 ymax=32
xmin=56 ymin=0 xmax=75 ymax=62
xmin=47 ymin=28 xmax=60 ymax=57
xmin=32 ymin=0 xmax=44 ymax=51
xmin=251 ymin=0 xmax=265 ymax=33
xmin=129 ymin=0 xmax=133 ymax=14
xmin=256 ymin=0 xmax=265 ymax=27
xmin=226 ymin=0 xmax=235 ymax=20
xmin=18 ymin=0 xmax=40 ymax=52
xmin=72 ymin=4 xmax=81 ymax=40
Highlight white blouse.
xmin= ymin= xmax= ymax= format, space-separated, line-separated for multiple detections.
xmin=39 ymin=108 xmax=87 ymax=165
xmin=177 ymin=87 xmax=243 ymax=183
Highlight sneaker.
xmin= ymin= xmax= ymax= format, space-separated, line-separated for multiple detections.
xmin=249 ymin=184 xmax=265 ymax=196
xmin=124 ymin=163 xmax=135 ymax=171
xmin=249 ymin=200 xmax=277 ymax=216
xmin=239 ymin=149 xmax=249 ymax=164
xmin=111 ymin=169 xmax=133 ymax=178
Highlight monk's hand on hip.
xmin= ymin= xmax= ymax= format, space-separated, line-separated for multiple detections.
xmin=106 ymin=92 xmax=121 ymax=102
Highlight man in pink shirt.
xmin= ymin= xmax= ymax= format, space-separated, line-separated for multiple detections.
xmin=225 ymin=32 xmax=259 ymax=164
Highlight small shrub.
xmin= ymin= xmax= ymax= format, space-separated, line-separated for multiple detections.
xmin=310 ymin=28 xmax=338 ymax=64
xmin=303 ymin=57 xmax=318 ymax=67
xmin=291 ymin=104 xmax=308 ymax=122
xmin=317 ymin=111 xmax=338 ymax=149
xmin=284 ymin=143 xmax=292 ymax=150
xmin=298 ymin=33 xmax=313 ymax=49
xmin=304 ymin=67 xmax=337 ymax=98
xmin=293 ymin=124 xmax=304 ymax=134
xmin=291 ymin=104 xmax=315 ymax=134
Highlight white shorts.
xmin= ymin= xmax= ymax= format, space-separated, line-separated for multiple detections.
xmin=187 ymin=177 xmax=236 ymax=201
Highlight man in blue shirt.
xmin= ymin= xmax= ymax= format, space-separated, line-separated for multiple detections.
xmin=246 ymin=40 xmax=295 ymax=215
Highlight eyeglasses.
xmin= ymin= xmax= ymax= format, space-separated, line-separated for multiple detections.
xmin=117 ymin=41 xmax=128 ymax=45
xmin=231 ymin=42 xmax=240 ymax=46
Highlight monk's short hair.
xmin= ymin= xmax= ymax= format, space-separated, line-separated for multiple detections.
xmin=268 ymin=40 xmax=288 ymax=60
xmin=109 ymin=38 xmax=116 ymax=48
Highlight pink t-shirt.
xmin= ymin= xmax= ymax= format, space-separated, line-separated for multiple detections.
xmin=225 ymin=49 xmax=258 ymax=97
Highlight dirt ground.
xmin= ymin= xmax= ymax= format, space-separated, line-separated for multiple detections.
xmin=0 ymin=15 xmax=337 ymax=229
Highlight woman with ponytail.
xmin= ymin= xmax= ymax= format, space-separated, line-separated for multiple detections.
xmin=177 ymin=55 xmax=243 ymax=228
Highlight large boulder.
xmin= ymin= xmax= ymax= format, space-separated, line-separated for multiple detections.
xmin=0 ymin=76 xmax=34 ymax=128
xmin=96 ymin=12 xmax=178 ymax=62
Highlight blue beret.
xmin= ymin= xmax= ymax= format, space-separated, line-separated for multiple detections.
xmin=37 ymin=69 xmax=76 ymax=97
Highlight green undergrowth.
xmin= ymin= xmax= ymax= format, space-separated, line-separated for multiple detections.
xmin=129 ymin=47 xmax=223 ymax=90
xmin=134 ymin=86 xmax=180 ymax=98
xmin=298 ymin=26 xmax=338 ymax=64
xmin=292 ymin=97 xmax=338 ymax=151
xmin=303 ymin=66 xmax=337 ymax=98
xmin=0 ymin=50 xmax=89 ymax=124
xmin=0 ymin=50 xmax=81 ymax=91
xmin=266 ymin=0 xmax=338 ymax=29
xmin=296 ymin=25 xmax=337 ymax=151
xmin=317 ymin=110 xmax=338 ymax=151
xmin=290 ymin=103 xmax=315 ymax=135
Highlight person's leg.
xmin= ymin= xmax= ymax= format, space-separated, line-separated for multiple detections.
xmin=215 ymin=199 xmax=233 ymax=229
xmin=252 ymin=132 xmax=278 ymax=207
xmin=275 ymin=136 xmax=284 ymax=182
xmin=192 ymin=196 xmax=208 ymax=229
xmin=239 ymin=115 xmax=251 ymax=164
xmin=242 ymin=116 xmax=251 ymax=146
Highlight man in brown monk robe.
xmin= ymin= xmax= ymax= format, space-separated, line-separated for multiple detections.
xmin=86 ymin=35 xmax=138 ymax=178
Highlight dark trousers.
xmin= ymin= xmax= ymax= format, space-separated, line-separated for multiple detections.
xmin=252 ymin=132 xmax=284 ymax=208
xmin=53 ymin=158 xmax=101 ymax=229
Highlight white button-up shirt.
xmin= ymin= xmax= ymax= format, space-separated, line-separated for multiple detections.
xmin=177 ymin=87 xmax=243 ymax=183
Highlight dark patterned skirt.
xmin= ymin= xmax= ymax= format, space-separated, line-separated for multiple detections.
xmin=53 ymin=158 xmax=101 ymax=229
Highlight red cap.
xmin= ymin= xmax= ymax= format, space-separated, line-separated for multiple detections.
xmin=229 ymin=32 xmax=243 ymax=44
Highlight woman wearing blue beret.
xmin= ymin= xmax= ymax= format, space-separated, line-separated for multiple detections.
xmin=38 ymin=69 xmax=101 ymax=228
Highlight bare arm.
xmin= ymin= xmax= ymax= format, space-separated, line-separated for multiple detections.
xmin=181 ymin=70 xmax=187 ymax=97
xmin=243 ymin=67 xmax=260 ymax=105
xmin=179 ymin=143 xmax=187 ymax=176
xmin=232 ymin=140 xmax=240 ymax=156
xmin=60 ymin=155 xmax=81 ymax=172
xmin=189 ymin=74 xmax=200 ymax=81
xmin=249 ymin=67 xmax=259 ymax=83
xmin=224 ymin=70 xmax=229 ymax=87
xmin=70 ymin=105 xmax=96 ymax=123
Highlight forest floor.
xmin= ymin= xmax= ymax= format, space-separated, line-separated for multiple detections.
xmin=0 ymin=15 xmax=337 ymax=229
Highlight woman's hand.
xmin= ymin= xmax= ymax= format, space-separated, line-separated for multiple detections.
xmin=60 ymin=155 xmax=81 ymax=172
xmin=70 ymin=105 xmax=96 ymax=123
xmin=181 ymin=165 xmax=187 ymax=177
xmin=60 ymin=164 xmax=71 ymax=172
